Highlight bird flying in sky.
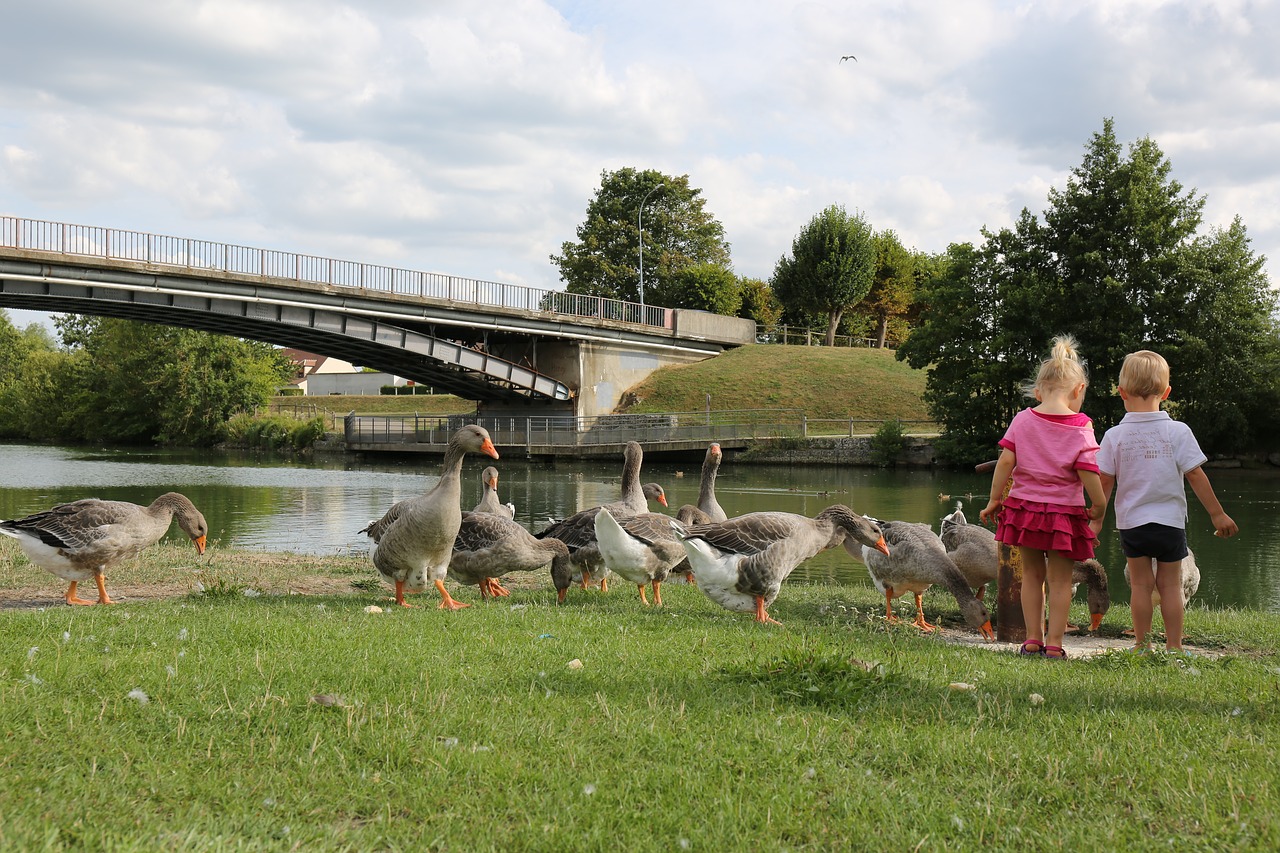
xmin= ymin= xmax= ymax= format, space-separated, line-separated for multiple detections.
xmin=840 ymin=55 xmax=857 ymax=62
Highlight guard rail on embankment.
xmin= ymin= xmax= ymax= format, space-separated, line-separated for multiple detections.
xmin=340 ymin=410 xmax=938 ymax=458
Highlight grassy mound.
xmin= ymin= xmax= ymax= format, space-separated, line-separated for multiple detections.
xmin=617 ymin=345 xmax=932 ymax=420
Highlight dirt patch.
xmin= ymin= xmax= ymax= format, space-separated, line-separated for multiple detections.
xmin=937 ymin=624 xmax=1222 ymax=658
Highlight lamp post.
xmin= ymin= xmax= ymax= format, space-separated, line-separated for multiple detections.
xmin=637 ymin=183 xmax=665 ymax=312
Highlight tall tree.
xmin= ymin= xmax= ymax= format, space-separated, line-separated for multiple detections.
xmin=771 ymin=205 xmax=876 ymax=345
xmin=898 ymin=119 xmax=1280 ymax=462
xmin=551 ymin=168 xmax=732 ymax=305
xmin=856 ymin=229 xmax=916 ymax=348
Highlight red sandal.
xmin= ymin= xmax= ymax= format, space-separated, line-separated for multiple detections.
xmin=1044 ymin=645 xmax=1067 ymax=659
xmin=1019 ymin=639 xmax=1046 ymax=656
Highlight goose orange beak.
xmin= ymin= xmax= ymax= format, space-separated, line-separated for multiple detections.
xmin=481 ymin=439 xmax=499 ymax=459
xmin=979 ymin=620 xmax=995 ymax=642
xmin=193 ymin=535 xmax=207 ymax=555
xmin=658 ymin=493 xmax=668 ymax=507
xmin=873 ymin=537 xmax=890 ymax=556
xmin=487 ymin=475 xmax=499 ymax=490
xmin=1090 ymin=613 xmax=1103 ymax=631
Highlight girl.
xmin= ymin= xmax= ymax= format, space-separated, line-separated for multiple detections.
xmin=979 ymin=335 xmax=1107 ymax=659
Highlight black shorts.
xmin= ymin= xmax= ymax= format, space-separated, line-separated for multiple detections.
xmin=1119 ymin=523 xmax=1189 ymax=563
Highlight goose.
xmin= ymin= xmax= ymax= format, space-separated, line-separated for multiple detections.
xmin=593 ymin=508 xmax=687 ymax=606
xmin=861 ymin=520 xmax=995 ymax=640
xmin=537 ymin=441 xmax=665 ymax=593
xmin=671 ymin=443 xmax=727 ymax=584
xmin=448 ymin=511 xmax=571 ymax=600
xmin=939 ymin=505 xmax=996 ymax=601
xmin=555 ymin=483 xmax=669 ymax=593
xmin=473 ymin=466 xmax=515 ymax=519
xmin=941 ymin=506 xmax=1109 ymax=630
xmin=0 ymin=493 xmax=208 ymax=605
xmin=674 ymin=505 xmax=889 ymax=626
xmin=360 ymin=425 xmax=499 ymax=609
xmin=674 ymin=443 xmax=727 ymax=525
xmin=1121 ymin=547 xmax=1199 ymax=637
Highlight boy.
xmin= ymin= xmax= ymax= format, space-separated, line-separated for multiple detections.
xmin=1092 ymin=350 xmax=1238 ymax=653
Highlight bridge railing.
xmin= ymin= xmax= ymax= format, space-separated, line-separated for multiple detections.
xmin=1 ymin=215 xmax=674 ymax=330
xmin=344 ymin=409 xmax=808 ymax=450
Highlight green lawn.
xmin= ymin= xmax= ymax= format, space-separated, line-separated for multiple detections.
xmin=3 ymin=541 xmax=1278 ymax=850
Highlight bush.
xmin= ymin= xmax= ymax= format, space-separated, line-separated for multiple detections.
xmin=277 ymin=387 xmax=304 ymax=397
xmin=223 ymin=414 xmax=325 ymax=451
xmin=870 ymin=419 xmax=905 ymax=467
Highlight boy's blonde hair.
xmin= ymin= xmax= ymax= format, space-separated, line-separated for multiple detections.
xmin=1024 ymin=334 xmax=1088 ymax=398
xmin=1118 ymin=350 xmax=1170 ymax=398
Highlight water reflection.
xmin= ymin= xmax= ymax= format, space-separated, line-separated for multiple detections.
xmin=1 ymin=442 xmax=1275 ymax=611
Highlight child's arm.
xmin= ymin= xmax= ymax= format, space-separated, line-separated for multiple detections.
xmin=1090 ymin=471 xmax=1111 ymax=532
xmin=1185 ymin=466 xmax=1239 ymax=538
xmin=979 ymin=449 xmax=1016 ymax=526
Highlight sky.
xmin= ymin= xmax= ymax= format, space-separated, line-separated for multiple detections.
xmin=3 ymin=0 xmax=1279 ymax=334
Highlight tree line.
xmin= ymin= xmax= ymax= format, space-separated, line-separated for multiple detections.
xmin=554 ymin=120 xmax=1279 ymax=462
xmin=0 ymin=315 xmax=292 ymax=447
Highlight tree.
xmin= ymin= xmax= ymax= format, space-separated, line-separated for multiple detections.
xmin=551 ymin=168 xmax=732 ymax=305
xmin=736 ymin=276 xmax=782 ymax=331
xmin=770 ymin=205 xmax=876 ymax=345
xmin=652 ymin=263 xmax=743 ymax=315
xmin=855 ymin=229 xmax=917 ymax=348
xmin=46 ymin=317 xmax=294 ymax=446
xmin=898 ymin=119 xmax=1280 ymax=462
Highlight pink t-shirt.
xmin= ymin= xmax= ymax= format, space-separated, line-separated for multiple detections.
xmin=998 ymin=408 xmax=1100 ymax=506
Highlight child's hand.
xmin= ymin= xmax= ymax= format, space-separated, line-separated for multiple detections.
xmin=1088 ymin=517 xmax=1104 ymax=537
xmin=978 ymin=499 xmax=1001 ymax=526
xmin=1212 ymin=513 xmax=1239 ymax=538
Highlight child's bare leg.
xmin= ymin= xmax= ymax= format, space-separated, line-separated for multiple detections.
xmin=1044 ymin=552 xmax=1075 ymax=650
xmin=1154 ymin=559 xmax=1186 ymax=651
xmin=1127 ymin=556 xmax=1156 ymax=649
xmin=1018 ymin=547 xmax=1048 ymax=645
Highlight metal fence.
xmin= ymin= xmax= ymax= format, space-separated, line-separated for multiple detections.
xmin=344 ymin=409 xmax=809 ymax=450
xmin=755 ymin=324 xmax=898 ymax=349
xmin=804 ymin=418 xmax=938 ymax=437
xmin=0 ymin=214 xmax=673 ymax=330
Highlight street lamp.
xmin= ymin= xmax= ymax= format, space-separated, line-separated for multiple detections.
xmin=637 ymin=183 xmax=665 ymax=311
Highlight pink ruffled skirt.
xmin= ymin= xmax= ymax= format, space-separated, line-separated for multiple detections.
xmin=994 ymin=497 xmax=1096 ymax=561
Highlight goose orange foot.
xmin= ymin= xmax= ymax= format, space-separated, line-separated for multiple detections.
xmin=637 ymin=584 xmax=651 ymax=606
xmin=435 ymin=579 xmax=471 ymax=611
xmin=754 ymin=595 xmax=782 ymax=626
xmin=393 ymin=580 xmax=418 ymax=608
xmin=488 ymin=579 xmax=511 ymax=597
xmin=64 ymin=581 xmax=97 ymax=606
xmin=912 ymin=594 xmax=937 ymax=632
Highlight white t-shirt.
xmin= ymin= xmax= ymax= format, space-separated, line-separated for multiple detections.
xmin=1096 ymin=411 xmax=1208 ymax=530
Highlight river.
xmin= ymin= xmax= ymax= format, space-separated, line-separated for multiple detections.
xmin=1 ymin=442 xmax=1276 ymax=611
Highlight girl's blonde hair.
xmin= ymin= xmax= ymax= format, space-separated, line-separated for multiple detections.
xmin=1118 ymin=350 xmax=1170 ymax=398
xmin=1023 ymin=334 xmax=1088 ymax=398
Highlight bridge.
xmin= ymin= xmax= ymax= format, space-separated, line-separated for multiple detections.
xmin=0 ymin=216 xmax=755 ymax=416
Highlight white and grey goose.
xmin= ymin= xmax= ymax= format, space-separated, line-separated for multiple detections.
xmin=861 ymin=519 xmax=995 ymax=640
xmin=360 ymin=425 xmax=499 ymax=609
xmin=672 ymin=443 xmax=727 ymax=582
xmin=536 ymin=441 xmax=666 ymax=594
xmin=473 ymin=466 xmax=515 ymax=519
xmin=0 ymin=493 xmax=208 ymax=606
xmin=593 ymin=508 xmax=687 ymax=606
xmin=449 ymin=511 xmax=571 ymax=600
xmin=674 ymin=505 xmax=889 ymax=625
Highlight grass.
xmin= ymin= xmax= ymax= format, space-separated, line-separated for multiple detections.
xmin=269 ymin=393 xmax=476 ymax=417
xmin=3 ymin=539 xmax=1279 ymax=850
xmin=617 ymin=345 xmax=933 ymax=420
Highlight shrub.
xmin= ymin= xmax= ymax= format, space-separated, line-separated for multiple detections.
xmin=870 ymin=419 xmax=905 ymax=467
